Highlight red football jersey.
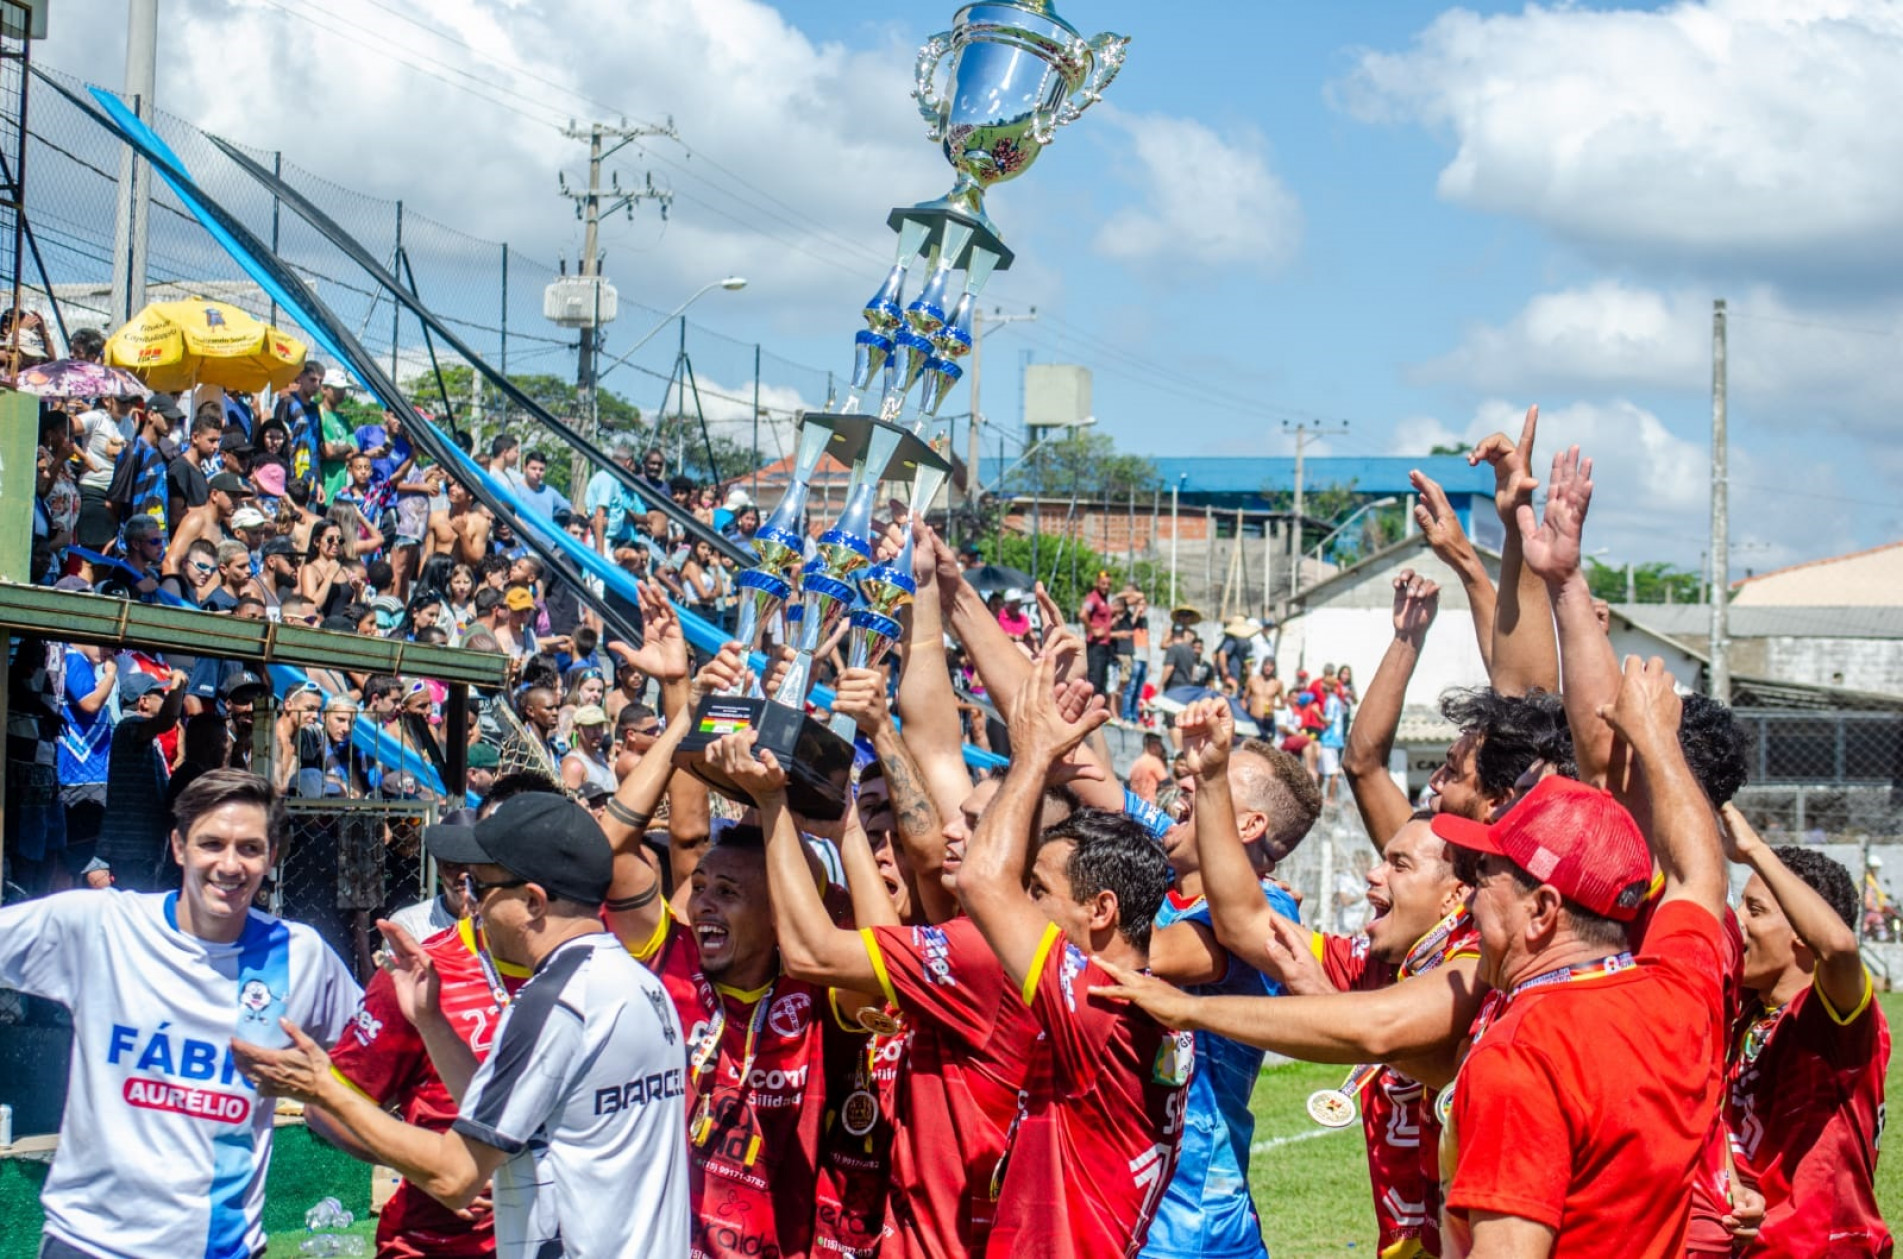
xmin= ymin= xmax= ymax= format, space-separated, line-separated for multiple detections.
xmin=327 ymin=918 xmax=529 ymax=1259
xmin=812 ymin=1001 xmax=899 ymax=1259
xmin=862 ymin=917 xmax=1042 ymax=1259
xmin=1444 ymin=901 xmax=1727 ymax=1258
xmin=1316 ymin=920 xmax=1482 ymax=1259
xmin=984 ymin=924 xmax=1189 ymax=1259
xmin=1727 ymin=975 xmax=1893 ymax=1258
xmin=633 ymin=909 xmax=834 ymax=1259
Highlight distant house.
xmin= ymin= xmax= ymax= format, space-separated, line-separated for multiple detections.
xmin=1731 ymin=540 xmax=1903 ymax=608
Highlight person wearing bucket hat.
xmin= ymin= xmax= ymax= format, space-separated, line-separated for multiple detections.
xmin=232 ymin=790 xmax=689 ymax=1257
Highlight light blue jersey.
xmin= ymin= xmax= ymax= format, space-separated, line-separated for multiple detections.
xmin=1141 ymin=881 xmax=1300 ymax=1259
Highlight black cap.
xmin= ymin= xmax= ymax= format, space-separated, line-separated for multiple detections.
xmin=261 ymin=536 xmax=296 ymax=558
xmin=149 ymin=393 xmax=186 ymax=423
xmin=208 ymin=471 xmax=253 ymax=497
xmin=464 ymin=794 xmax=612 ymax=905
xmin=220 ymin=668 xmax=268 ymax=703
xmin=218 ymin=431 xmax=252 ymax=454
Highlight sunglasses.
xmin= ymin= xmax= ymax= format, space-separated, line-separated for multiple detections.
xmin=464 ymin=872 xmax=530 ymax=900
xmin=189 ymin=561 xmax=216 ymax=576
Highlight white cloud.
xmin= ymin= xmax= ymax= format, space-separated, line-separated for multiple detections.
xmin=1413 ymin=281 xmax=1903 ymax=440
xmin=1389 ymin=398 xmax=1861 ymax=572
xmin=1091 ymin=107 xmax=1301 ymax=274
xmin=1334 ymin=1 xmax=1903 ymax=274
xmin=35 ymin=0 xmax=957 ymax=339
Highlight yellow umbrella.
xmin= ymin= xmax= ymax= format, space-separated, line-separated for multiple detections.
xmin=105 ymin=297 xmax=308 ymax=394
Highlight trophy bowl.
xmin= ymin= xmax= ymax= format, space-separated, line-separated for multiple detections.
xmin=912 ymin=1 xmax=1129 ymax=234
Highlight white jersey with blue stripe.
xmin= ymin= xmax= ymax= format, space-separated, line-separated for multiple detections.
xmin=0 ymin=890 xmax=360 ymax=1259
xmin=1142 ymin=881 xmax=1301 ymax=1259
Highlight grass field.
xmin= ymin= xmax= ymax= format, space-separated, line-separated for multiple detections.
xmin=175 ymin=1004 xmax=1903 ymax=1255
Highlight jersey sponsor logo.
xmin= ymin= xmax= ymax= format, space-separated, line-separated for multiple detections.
xmin=108 ymin=1022 xmax=247 ymax=1089
xmin=1059 ymin=943 xmax=1087 ymax=1013
xmin=767 ymin=991 xmax=811 ymax=1039
xmin=239 ymin=979 xmax=273 ymax=1013
xmin=913 ymin=925 xmax=957 ymax=987
xmin=745 ymin=1064 xmax=810 ymax=1098
xmin=122 ymin=1077 xmax=252 ymax=1123
xmin=349 ymin=1008 xmax=383 ymax=1047
xmin=595 ymin=1068 xmax=687 ymax=1114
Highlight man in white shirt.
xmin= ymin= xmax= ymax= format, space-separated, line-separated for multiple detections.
xmin=0 ymin=769 xmax=360 ymax=1259
xmin=234 ymin=793 xmax=690 ymax=1259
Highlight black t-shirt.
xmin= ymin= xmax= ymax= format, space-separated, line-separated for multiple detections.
xmin=166 ymin=456 xmax=209 ymax=514
xmin=1217 ymin=635 xmax=1249 ymax=683
xmin=1162 ymin=642 xmax=1198 ymax=691
xmin=1112 ymin=609 xmax=1138 ymax=657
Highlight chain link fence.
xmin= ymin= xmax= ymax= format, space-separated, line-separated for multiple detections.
xmin=274 ymin=800 xmax=436 ymax=984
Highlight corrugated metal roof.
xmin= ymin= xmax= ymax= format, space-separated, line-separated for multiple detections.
xmin=1616 ymin=604 xmax=1903 ymax=639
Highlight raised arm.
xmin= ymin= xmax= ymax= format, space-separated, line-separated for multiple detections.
xmin=1176 ymin=698 xmax=1277 ymax=966
xmin=1519 ymin=447 xmax=1622 ymax=788
xmin=834 ymin=666 xmax=958 ymax=925
xmin=703 ymin=732 xmax=886 ymax=993
xmin=1342 ymin=570 xmax=1437 ymax=847
xmin=1722 ymin=803 xmax=1867 ymax=1017
xmin=1470 ymin=405 xmax=1559 ymax=696
xmin=958 ymin=635 xmax=1108 ymax=995
xmin=897 ymin=524 xmax=980 ymax=819
xmin=1596 ymin=656 xmax=1726 ymax=917
xmin=1411 ymin=470 xmax=1496 ymax=675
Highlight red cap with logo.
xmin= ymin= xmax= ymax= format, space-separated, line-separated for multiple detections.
xmin=1430 ymin=776 xmax=1654 ymax=921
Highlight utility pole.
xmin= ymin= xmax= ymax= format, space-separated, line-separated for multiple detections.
xmin=558 ymin=117 xmax=676 ymax=505
xmin=1709 ymin=298 xmax=1731 ymax=703
xmin=966 ymin=306 xmax=1036 ymax=523
xmin=109 ymin=0 xmax=158 ymax=323
xmin=1283 ymin=419 xmax=1350 ymax=612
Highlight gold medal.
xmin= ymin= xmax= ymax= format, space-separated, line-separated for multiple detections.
xmin=856 ymin=1007 xmax=903 ymax=1037
xmin=1434 ymin=1083 xmax=1455 ymax=1127
xmin=691 ymin=1096 xmax=714 ymax=1146
xmin=1306 ymin=1088 xmax=1357 ymax=1128
xmin=840 ymin=1088 xmax=879 ymax=1137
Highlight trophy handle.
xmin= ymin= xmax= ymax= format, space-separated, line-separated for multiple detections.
xmin=913 ymin=32 xmax=954 ymax=142
xmin=1051 ymin=32 xmax=1131 ymax=131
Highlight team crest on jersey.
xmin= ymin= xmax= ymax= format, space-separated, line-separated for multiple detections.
xmin=1152 ymin=1030 xmax=1193 ymax=1086
xmin=768 ymin=991 xmax=812 ymax=1038
xmin=914 ymin=925 xmax=956 ymax=987
xmin=646 ymin=987 xmax=677 ymax=1045
xmin=239 ymin=980 xmax=275 ymax=1014
xmin=350 ymin=1008 xmax=383 ymax=1046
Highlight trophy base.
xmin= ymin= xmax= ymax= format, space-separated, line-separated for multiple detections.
xmin=674 ymin=694 xmax=855 ymax=821
xmin=888 ymin=204 xmax=1014 ymax=273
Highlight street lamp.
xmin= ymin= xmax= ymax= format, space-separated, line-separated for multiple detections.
xmin=594 ymin=276 xmax=748 ymax=383
xmin=1307 ymin=496 xmax=1399 ymax=570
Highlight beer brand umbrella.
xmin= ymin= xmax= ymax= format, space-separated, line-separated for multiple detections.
xmin=13 ymin=357 xmax=150 ymax=398
xmin=105 ymin=297 xmax=308 ymax=393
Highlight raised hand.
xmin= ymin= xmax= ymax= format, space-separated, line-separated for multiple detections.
xmin=1517 ymin=446 xmax=1594 ymax=584
xmin=375 ymin=919 xmax=443 ymax=1029
xmin=1178 ymin=697 xmax=1235 ymax=779
xmin=1595 ymin=654 xmax=1684 ymax=759
xmin=692 ymin=642 xmax=753 ymax=700
xmin=831 ymin=666 xmax=893 ymax=735
xmin=706 ymin=729 xmax=788 ymax=799
xmin=1006 ymin=631 xmax=1109 ymax=769
xmin=617 ymin=582 xmax=690 ymax=682
xmin=1410 ymin=470 xmax=1477 ymax=571
xmin=1469 ymin=403 xmax=1540 ymax=523
xmin=1391 ymin=568 xmax=1441 ymax=642
xmin=911 ymin=519 xmax=949 ymax=588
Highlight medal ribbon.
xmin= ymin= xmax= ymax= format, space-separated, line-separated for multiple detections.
xmin=1331 ymin=908 xmax=1476 ymax=1097
xmin=691 ymin=980 xmax=776 ymax=1164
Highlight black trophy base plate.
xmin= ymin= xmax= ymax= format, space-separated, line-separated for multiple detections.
xmin=673 ymin=694 xmax=854 ymax=821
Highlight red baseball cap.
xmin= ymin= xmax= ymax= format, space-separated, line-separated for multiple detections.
xmin=1430 ymin=776 xmax=1654 ymax=921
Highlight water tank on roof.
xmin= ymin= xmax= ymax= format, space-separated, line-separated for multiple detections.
xmin=543 ymin=276 xmax=619 ymax=329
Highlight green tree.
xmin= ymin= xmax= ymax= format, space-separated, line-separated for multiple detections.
xmin=1585 ymin=558 xmax=1702 ymax=603
xmin=973 ymin=532 xmax=1160 ymax=618
xmin=1429 ymin=441 xmax=1473 ymax=456
xmin=1005 ymin=429 xmax=1158 ymax=498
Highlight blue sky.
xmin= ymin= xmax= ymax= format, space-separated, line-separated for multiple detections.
xmin=37 ymin=0 xmax=1903 ymax=576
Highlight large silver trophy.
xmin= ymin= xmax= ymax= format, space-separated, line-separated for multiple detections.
xmin=677 ymin=0 xmax=1128 ymax=819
